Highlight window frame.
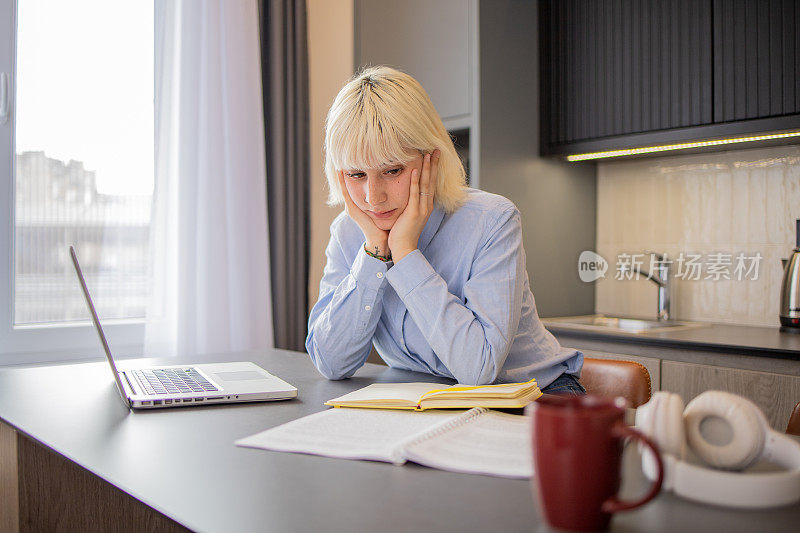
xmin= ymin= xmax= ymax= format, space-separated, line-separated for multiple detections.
xmin=0 ymin=0 xmax=146 ymax=365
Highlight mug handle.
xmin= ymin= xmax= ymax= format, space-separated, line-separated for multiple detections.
xmin=601 ymin=422 xmax=664 ymax=513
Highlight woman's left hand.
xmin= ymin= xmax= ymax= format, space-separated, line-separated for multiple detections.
xmin=388 ymin=149 xmax=440 ymax=263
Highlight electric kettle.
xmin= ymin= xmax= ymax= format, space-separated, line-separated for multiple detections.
xmin=780 ymin=219 xmax=800 ymax=332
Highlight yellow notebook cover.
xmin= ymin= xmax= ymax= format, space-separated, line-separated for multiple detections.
xmin=325 ymin=379 xmax=542 ymax=411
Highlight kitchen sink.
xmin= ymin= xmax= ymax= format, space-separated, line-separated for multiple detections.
xmin=542 ymin=314 xmax=707 ymax=334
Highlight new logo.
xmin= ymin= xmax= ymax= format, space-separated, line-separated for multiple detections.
xmin=578 ymin=251 xmax=608 ymax=282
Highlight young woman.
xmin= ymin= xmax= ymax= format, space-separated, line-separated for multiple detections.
xmin=305 ymin=66 xmax=584 ymax=394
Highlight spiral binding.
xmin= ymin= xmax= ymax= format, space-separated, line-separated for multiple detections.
xmin=401 ymin=407 xmax=489 ymax=452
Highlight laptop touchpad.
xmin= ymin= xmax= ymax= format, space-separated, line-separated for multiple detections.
xmin=213 ymin=371 xmax=268 ymax=381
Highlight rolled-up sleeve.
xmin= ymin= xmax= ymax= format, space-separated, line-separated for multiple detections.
xmin=305 ymin=226 xmax=389 ymax=380
xmin=386 ymin=207 xmax=524 ymax=385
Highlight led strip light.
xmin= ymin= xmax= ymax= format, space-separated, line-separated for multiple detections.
xmin=565 ymin=130 xmax=800 ymax=162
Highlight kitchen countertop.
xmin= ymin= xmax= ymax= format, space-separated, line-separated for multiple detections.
xmin=542 ymin=316 xmax=800 ymax=360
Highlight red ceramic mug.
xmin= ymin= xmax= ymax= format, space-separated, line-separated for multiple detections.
xmin=529 ymin=394 xmax=664 ymax=531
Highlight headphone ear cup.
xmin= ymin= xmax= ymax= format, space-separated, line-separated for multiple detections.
xmin=656 ymin=392 xmax=686 ymax=459
xmin=635 ymin=393 xmax=657 ymax=437
xmin=684 ymin=391 xmax=768 ymax=470
xmin=636 ymin=391 xmax=686 ymax=458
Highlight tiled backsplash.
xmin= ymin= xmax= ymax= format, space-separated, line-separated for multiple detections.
xmin=596 ymin=144 xmax=800 ymax=327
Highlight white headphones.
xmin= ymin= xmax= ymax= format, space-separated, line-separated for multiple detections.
xmin=635 ymin=390 xmax=800 ymax=508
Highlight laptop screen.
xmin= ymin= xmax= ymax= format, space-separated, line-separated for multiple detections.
xmin=69 ymin=245 xmax=131 ymax=407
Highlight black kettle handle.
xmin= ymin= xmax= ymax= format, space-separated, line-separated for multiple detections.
xmin=796 ymin=219 xmax=800 ymax=249
xmin=794 ymin=218 xmax=800 ymax=248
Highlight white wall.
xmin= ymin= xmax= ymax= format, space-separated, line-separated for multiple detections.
xmin=595 ymin=144 xmax=800 ymax=327
xmin=307 ymin=0 xmax=353 ymax=312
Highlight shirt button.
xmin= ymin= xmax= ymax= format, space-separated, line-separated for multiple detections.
xmin=376 ymin=272 xmax=383 ymax=279
xmin=365 ymin=305 xmax=371 ymax=311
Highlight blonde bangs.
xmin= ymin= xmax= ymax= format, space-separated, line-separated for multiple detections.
xmin=327 ymin=95 xmax=416 ymax=173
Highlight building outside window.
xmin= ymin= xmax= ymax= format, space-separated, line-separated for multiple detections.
xmin=0 ymin=0 xmax=154 ymax=361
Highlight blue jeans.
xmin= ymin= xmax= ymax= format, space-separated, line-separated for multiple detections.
xmin=541 ymin=373 xmax=587 ymax=396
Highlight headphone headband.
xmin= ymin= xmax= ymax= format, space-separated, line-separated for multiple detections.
xmin=637 ymin=391 xmax=800 ymax=509
xmin=671 ymin=452 xmax=800 ymax=508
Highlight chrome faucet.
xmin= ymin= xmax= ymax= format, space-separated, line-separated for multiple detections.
xmin=622 ymin=251 xmax=672 ymax=321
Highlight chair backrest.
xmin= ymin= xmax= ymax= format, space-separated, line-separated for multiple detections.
xmin=787 ymin=401 xmax=800 ymax=436
xmin=580 ymin=358 xmax=652 ymax=408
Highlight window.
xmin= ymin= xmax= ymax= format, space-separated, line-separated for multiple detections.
xmin=0 ymin=0 xmax=154 ymax=362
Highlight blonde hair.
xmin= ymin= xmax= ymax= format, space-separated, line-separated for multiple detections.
xmin=324 ymin=66 xmax=467 ymax=214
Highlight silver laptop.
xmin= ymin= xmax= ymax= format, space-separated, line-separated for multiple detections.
xmin=70 ymin=246 xmax=297 ymax=409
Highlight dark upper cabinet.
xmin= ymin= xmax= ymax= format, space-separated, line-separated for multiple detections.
xmin=713 ymin=0 xmax=800 ymax=122
xmin=540 ymin=0 xmax=800 ymax=157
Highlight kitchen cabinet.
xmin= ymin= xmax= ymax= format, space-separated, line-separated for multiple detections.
xmin=355 ymin=0 xmax=474 ymax=129
xmin=661 ymin=360 xmax=800 ymax=431
xmin=540 ymin=0 xmax=712 ymax=149
xmin=539 ymin=0 xmax=800 ymax=157
xmin=713 ymin=0 xmax=800 ymax=123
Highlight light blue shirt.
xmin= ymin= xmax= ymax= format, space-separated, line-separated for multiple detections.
xmin=306 ymin=188 xmax=583 ymax=387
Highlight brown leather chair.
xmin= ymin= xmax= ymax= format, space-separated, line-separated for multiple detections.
xmin=579 ymin=358 xmax=652 ymax=408
xmin=787 ymin=401 xmax=800 ymax=436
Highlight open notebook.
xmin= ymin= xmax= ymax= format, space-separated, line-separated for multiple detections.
xmin=325 ymin=380 xmax=541 ymax=410
xmin=235 ymin=407 xmax=532 ymax=479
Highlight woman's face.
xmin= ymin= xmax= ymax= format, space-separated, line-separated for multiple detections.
xmin=342 ymin=153 xmax=424 ymax=231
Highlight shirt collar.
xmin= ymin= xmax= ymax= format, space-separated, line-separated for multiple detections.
xmin=418 ymin=205 xmax=445 ymax=253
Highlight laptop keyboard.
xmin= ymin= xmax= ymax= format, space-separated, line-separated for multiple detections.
xmin=132 ymin=368 xmax=219 ymax=396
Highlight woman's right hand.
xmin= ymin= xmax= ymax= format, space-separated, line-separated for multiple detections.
xmin=337 ymin=171 xmax=390 ymax=256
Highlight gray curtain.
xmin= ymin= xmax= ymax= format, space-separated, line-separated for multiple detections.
xmin=258 ymin=0 xmax=310 ymax=352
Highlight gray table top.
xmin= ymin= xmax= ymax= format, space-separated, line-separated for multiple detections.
xmin=1 ymin=349 xmax=799 ymax=533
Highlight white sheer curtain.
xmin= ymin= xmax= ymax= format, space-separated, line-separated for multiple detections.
xmin=146 ymin=0 xmax=273 ymax=357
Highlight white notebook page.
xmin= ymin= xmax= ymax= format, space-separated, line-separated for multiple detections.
xmin=402 ymin=410 xmax=533 ymax=478
xmin=235 ymin=407 xmax=460 ymax=463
